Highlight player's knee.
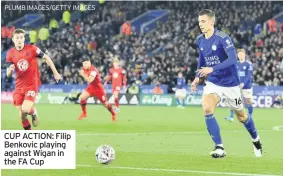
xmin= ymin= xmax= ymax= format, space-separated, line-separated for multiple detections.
xmin=79 ymin=95 xmax=86 ymax=101
xmin=237 ymin=115 xmax=247 ymax=122
xmin=21 ymin=106 xmax=30 ymax=114
xmin=202 ymin=105 xmax=213 ymax=115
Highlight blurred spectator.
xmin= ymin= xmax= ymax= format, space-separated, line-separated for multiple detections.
xmin=29 ymin=29 xmax=37 ymax=44
xmin=153 ymin=83 xmax=163 ymax=94
xmin=62 ymin=10 xmax=71 ymax=26
xmin=38 ymin=26 xmax=50 ymax=41
xmin=49 ymin=18 xmax=59 ymax=34
xmin=121 ymin=21 xmax=131 ymax=36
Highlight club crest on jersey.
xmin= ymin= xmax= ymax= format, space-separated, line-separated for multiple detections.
xmin=17 ymin=59 xmax=29 ymax=71
xmin=113 ymin=72 xmax=118 ymax=78
xmin=212 ymin=45 xmax=217 ymax=51
xmin=243 ymin=66 xmax=246 ymax=70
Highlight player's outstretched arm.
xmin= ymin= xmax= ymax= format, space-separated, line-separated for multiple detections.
xmin=6 ymin=63 xmax=15 ymax=77
xmin=42 ymin=54 xmax=62 ymax=82
xmin=191 ymin=77 xmax=199 ymax=92
xmin=104 ymin=75 xmax=111 ymax=85
xmin=212 ymin=49 xmax=237 ymax=71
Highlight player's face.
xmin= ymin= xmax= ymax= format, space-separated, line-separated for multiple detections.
xmin=198 ymin=15 xmax=214 ymax=33
xmin=82 ymin=61 xmax=91 ymax=69
xmin=178 ymin=73 xmax=182 ymax=78
xmin=237 ymin=52 xmax=246 ymax=62
xmin=113 ymin=62 xmax=119 ymax=68
xmin=12 ymin=33 xmax=25 ymax=49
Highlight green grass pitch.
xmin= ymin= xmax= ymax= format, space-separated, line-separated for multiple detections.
xmin=1 ymin=104 xmax=283 ymax=176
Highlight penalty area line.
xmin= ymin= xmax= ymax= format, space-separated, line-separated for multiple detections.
xmin=76 ymin=164 xmax=281 ymax=176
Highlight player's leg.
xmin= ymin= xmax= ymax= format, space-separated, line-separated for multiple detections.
xmin=224 ymin=86 xmax=262 ymax=157
xmin=21 ymin=90 xmax=38 ymax=127
xmin=22 ymin=99 xmax=38 ymax=127
xmin=202 ymin=82 xmax=225 ymax=158
xmin=175 ymin=90 xmax=181 ymax=108
xmin=180 ymin=89 xmax=186 ymax=107
xmin=78 ymin=90 xmax=90 ymax=120
xmin=95 ymin=90 xmax=116 ymax=121
xmin=113 ymin=87 xmax=120 ymax=111
xmin=243 ymin=89 xmax=253 ymax=117
xmin=13 ymin=92 xmax=32 ymax=130
xmin=234 ymin=109 xmax=262 ymax=157
xmin=15 ymin=105 xmax=31 ymax=130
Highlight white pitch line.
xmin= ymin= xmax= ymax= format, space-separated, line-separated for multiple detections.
xmin=76 ymin=164 xmax=282 ymax=176
xmin=77 ymin=129 xmax=278 ymax=136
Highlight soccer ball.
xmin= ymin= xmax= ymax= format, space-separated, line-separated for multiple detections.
xmin=95 ymin=145 xmax=115 ymax=164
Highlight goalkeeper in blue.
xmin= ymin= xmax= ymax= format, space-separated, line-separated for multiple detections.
xmin=225 ymin=49 xmax=254 ymax=121
xmin=191 ymin=9 xmax=262 ymax=158
xmin=174 ymin=72 xmax=187 ymax=108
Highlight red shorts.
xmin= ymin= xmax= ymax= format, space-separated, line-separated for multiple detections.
xmin=112 ymin=86 xmax=121 ymax=94
xmin=85 ymin=86 xmax=107 ymax=103
xmin=13 ymin=88 xmax=37 ymax=106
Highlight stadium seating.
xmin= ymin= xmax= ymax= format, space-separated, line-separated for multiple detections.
xmin=1 ymin=1 xmax=283 ymax=92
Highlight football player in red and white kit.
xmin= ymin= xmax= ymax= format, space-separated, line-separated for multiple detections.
xmin=6 ymin=29 xmax=62 ymax=130
xmin=78 ymin=58 xmax=116 ymax=121
xmin=104 ymin=57 xmax=127 ymax=112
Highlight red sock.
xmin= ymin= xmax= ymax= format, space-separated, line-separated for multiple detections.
xmin=29 ymin=107 xmax=35 ymax=115
xmin=106 ymin=104 xmax=115 ymax=115
xmin=22 ymin=119 xmax=31 ymax=130
xmin=80 ymin=100 xmax=87 ymax=114
xmin=115 ymin=97 xmax=119 ymax=107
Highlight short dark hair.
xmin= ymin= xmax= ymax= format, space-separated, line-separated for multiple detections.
xmin=12 ymin=28 xmax=26 ymax=37
xmin=198 ymin=9 xmax=216 ymax=19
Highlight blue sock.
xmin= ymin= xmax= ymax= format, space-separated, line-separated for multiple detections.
xmin=176 ymin=98 xmax=180 ymax=105
xmin=243 ymin=114 xmax=258 ymax=140
xmin=205 ymin=114 xmax=222 ymax=145
xmin=229 ymin=109 xmax=234 ymax=118
xmin=182 ymin=99 xmax=186 ymax=106
xmin=247 ymin=104 xmax=253 ymax=115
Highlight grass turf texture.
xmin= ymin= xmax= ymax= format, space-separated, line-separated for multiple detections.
xmin=1 ymin=104 xmax=283 ymax=176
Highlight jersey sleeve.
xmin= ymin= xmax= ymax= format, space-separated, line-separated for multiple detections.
xmin=89 ymin=68 xmax=97 ymax=78
xmin=243 ymin=63 xmax=253 ymax=86
xmin=31 ymin=45 xmax=44 ymax=58
xmin=220 ymin=35 xmax=235 ymax=53
xmin=6 ymin=50 xmax=13 ymax=63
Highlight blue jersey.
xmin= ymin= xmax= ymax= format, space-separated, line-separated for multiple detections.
xmin=195 ymin=29 xmax=240 ymax=87
xmin=177 ymin=77 xmax=186 ymax=89
xmin=236 ymin=61 xmax=253 ymax=89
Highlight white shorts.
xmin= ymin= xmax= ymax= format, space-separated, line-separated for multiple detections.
xmin=203 ymin=81 xmax=244 ymax=111
xmin=242 ymin=88 xmax=253 ymax=99
xmin=175 ymin=88 xmax=187 ymax=98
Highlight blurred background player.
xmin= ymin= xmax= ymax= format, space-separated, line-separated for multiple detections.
xmin=78 ymin=58 xmax=116 ymax=121
xmin=271 ymin=94 xmax=283 ymax=108
xmin=192 ymin=9 xmax=262 ymax=158
xmin=6 ymin=28 xmax=61 ymax=130
xmin=62 ymin=91 xmax=81 ymax=104
xmin=225 ymin=49 xmax=254 ymax=121
xmin=104 ymin=57 xmax=127 ymax=112
xmin=173 ymin=72 xmax=186 ymax=108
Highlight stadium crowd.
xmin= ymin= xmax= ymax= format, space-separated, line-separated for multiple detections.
xmin=2 ymin=1 xmax=283 ymax=91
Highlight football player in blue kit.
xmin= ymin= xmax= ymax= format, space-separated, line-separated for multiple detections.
xmin=225 ymin=49 xmax=254 ymax=121
xmin=191 ymin=9 xmax=262 ymax=158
